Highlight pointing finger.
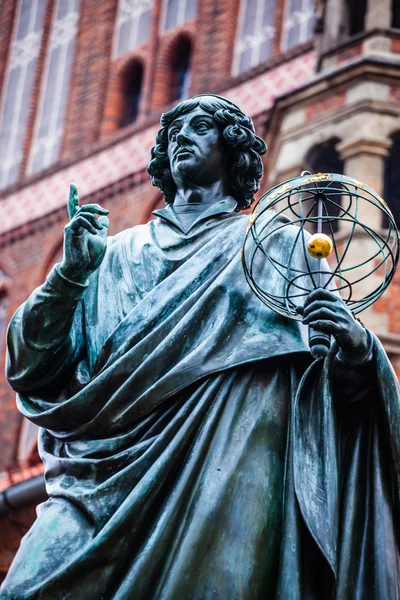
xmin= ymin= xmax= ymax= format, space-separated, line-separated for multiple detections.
xmin=68 ymin=183 xmax=79 ymax=220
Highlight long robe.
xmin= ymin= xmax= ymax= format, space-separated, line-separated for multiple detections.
xmin=2 ymin=198 xmax=400 ymax=599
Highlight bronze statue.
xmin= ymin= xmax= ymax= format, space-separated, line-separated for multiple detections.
xmin=2 ymin=95 xmax=400 ymax=599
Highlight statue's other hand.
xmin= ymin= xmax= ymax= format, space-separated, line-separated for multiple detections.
xmin=298 ymin=288 xmax=369 ymax=362
xmin=59 ymin=183 xmax=109 ymax=284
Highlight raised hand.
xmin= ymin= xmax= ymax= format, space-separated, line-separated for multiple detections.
xmin=297 ymin=288 xmax=370 ymax=361
xmin=58 ymin=183 xmax=109 ymax=284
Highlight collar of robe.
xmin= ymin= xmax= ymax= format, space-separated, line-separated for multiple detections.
xmin=153 ymin=196 xmax=238 ymax=234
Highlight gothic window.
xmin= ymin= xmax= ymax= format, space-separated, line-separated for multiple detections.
xmin=29 ymin=0 xmax=80 ymax=174
xmin=383 ymin=133 xmax=400 ymax=228
xmin=234 ymin=0 xmax=277 ymax=75
xmin=306 ymin=140 xmax=343 ymax=233
xmin=0 ymin=0 xmax=46 ymax=189
xmin=282 ymin=0 xmax=315 ymax=52
xmin=171 ymin=37 xmax=192 ymax=101
xmin=161 ymin=0 xmax=197 ymax=32
xmin=120 ymin=61 xmax=144 ymax=126
xmin=114 ymin=0 xmax=153 ymax=58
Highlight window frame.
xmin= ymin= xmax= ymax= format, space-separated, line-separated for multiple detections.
xmin=113 ymin=0 xmax=154 ymax=59
xmin=232 ymin=0 xmax=277 ymax=76
xmin=0 ymin=0 xmax=47 ymax=189
xmin=281 ymin=0 xmax=316 ymax=53
xmin=27 ymin=0 xmax=81 ymax=175
xmin=160 ymin=0 xmax=197 ymax=33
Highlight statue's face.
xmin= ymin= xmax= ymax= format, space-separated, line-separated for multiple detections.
xmin=167 ymin=106 xmax=226 ymax=190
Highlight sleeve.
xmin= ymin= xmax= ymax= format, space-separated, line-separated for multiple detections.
xmin=6 ymin=265 xmax=88 ymax=394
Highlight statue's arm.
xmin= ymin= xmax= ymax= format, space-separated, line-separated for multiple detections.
xmin=7 ymin=183 xmax=109 ymax=394
xmin=6 ymin=266 xmax=87 ymax=394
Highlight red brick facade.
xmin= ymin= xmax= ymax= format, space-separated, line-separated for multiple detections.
xmin=1 ymin=0 xmax=400 ymax=583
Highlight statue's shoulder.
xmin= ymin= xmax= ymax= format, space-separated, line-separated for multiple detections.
xmin=107 ymin=222 xmax=151 ymax=246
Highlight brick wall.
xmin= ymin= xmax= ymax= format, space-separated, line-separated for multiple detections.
xmin=0 ymin=504 xmax=37 ymax=582
xmin=61 ymin=0 xmax=118 ymax=159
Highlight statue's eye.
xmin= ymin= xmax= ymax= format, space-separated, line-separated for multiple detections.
xmin=195 ymin=121 xmax=210 ymax=132
xmin=169 ymin=129 xmax=179 ymax=141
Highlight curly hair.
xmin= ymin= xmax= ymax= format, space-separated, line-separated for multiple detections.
xmin=147 ymin=94 xmax=267 ymax=211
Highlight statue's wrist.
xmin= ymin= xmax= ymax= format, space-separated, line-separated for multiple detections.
xmin=46 ymin=264 xmax=89 ymax=300
xmin=337 ymin=329 xmax=373 ymax=366
xmin=58 ymin=262 xmax=91 ymax=286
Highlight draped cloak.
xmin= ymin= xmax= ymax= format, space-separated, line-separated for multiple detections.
xmin=2 ymin=198 xmax=400 ymax=599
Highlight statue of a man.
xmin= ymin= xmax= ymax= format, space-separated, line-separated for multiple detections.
xmin=2 ymin=95 xmax=400 ymax=599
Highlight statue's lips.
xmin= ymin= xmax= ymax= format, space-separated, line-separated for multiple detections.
xmin=175 ymin=148 xmax=194 ymax=160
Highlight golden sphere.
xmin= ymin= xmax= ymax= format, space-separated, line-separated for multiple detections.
xmin=307 ymin=233 xmax=334 ymax=259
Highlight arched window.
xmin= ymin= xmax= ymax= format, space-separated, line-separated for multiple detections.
xmin=383 ymin=133 xmax=400 ymax=227
xmin=171 ymin=37 xmax=192 ymax=101
xmin=161 ymin=0 xmax=197 ymax=31
xmin=306 ymin=139 xmax=343 ymax=233
xmin=392 ymin=0 xmax=400 ymax=28
xmin=0 ymin=0 xmax=47 ymax=189
xmin=282 ymin=0 xmax=315 ymax=52
xmin=29 ymin=0 xmax=80 ymax=174
xmin=120 ymin=61 xmax=144 ymax=127
xmin=234 ymin=0 xmax=277 ymax=75
xmin=114 ymin=0 xmax=153 ymax=58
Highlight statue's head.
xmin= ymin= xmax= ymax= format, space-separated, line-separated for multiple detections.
xmin=147 ymin=94 xmax=267 ymax=211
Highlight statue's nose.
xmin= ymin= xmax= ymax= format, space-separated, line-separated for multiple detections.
xmin=177 ymin=129 xmax=191 ymax=145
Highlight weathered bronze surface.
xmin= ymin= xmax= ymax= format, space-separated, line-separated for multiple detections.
xmin=2 ymin=95 xmax=400 ymax=599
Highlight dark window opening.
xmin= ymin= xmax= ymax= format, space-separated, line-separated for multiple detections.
xmin=346 ymin=0 xmax=367 ymax=36
xmin=306 ymin=140 xmax=344 ymax=234
xmin=383 ymin=133 xmax=400 ymax=227
xmin=171 ymin=37 xmax=192 ymax=101
xmin=0 ymin=290 xmax=8 ymax=360
xmin=120 ymin=62 xmax=143 ymax=128
xmin=392 ymin=0 xmax=400 ymax=28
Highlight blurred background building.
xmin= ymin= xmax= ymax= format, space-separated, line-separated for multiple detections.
xmin=1 ymin=0 xmax=400 ymax=581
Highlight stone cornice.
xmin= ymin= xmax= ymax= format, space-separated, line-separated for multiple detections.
xmin=318 ymin=27 xmax=400 ymax=65
xmin=270 ymin=56 xmax=400 ymax=116
xmin=337 ymin=138 xmax=392 ymax=160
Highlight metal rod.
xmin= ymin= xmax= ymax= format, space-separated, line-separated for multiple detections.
xmin=309 ymin=193 xmax=331 ymax=358
xmin=317 ymin=196 xmax=322 ymax=287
